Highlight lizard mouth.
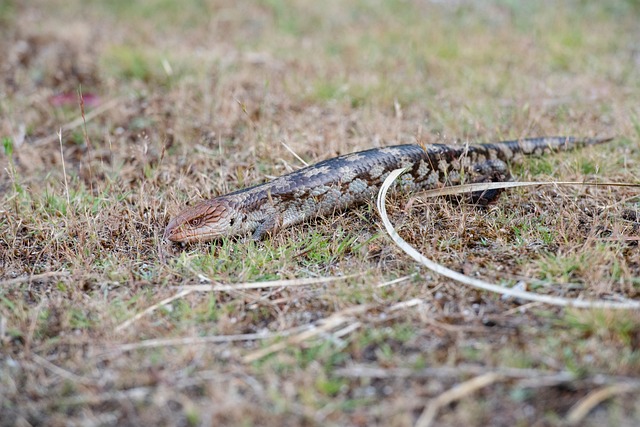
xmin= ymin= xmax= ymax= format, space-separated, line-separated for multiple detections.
xmin=164 ymin=220 xmax=217 ymax=243
xmin=164 ymin=199 xmax=233 ymax=243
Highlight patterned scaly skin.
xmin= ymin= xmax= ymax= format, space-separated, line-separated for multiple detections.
xmin=164 ymin=137 xmax=611 ymax=243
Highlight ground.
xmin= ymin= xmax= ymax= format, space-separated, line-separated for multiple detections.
xmin=1 ymin=1 xmax=640 ymax=426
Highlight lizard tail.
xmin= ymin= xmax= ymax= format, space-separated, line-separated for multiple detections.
xmin=480 ymin=136 xmax=614 ymax=159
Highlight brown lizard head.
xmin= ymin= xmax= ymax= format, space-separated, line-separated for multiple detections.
xmin=164 ymin=198 xmax=234 ymax=243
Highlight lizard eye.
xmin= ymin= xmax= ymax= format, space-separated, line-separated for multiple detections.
xmin=188 ymin=218 xmax=203 ymax=227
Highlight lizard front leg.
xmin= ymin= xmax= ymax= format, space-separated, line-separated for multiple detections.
xmin=467 ymin=159 xmax=510 ymax=205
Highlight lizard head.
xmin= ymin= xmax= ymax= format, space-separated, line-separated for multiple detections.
xmin=164 ymin=197 xmax=234 ymax=243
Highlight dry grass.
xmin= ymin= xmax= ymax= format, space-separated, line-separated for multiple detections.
xmin=1 ymin=0 xmax=640 ymax=425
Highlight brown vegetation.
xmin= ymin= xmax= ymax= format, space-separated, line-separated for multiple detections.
xmin=1 ymin=1 xmax=639 ymax=425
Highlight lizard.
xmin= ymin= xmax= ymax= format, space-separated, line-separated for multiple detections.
xmin=164 ymin=136 xmax=611 ymax=243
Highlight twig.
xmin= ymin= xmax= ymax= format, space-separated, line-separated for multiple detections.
xmin=0 ymin=270 xmax=70 ymax=287
xmin=421 ymin=316 xmax=489 ymax=333
xmin=32 ymin=98 xmax=121 ymax=147
xmin=331 ymin=322 xmax=362 ymax=339
xmin=117 ymin=275 xmax=357 ymax=332
xmin=566 ymin=383 xmax=639 ymax=425
xmin=281 ymin=140 xmax=309 ymax=166
xmin=31 ymin=353 xmax=97 ymax=386
xmin=415 ymin=180 xmax=640 ymax=200
xmin=23 ymin=299 xmax=46 ymax=356
xmin=242 ymin=304 xmax=371 ymax=363
xmin=389 ymin=298 xmax=424 ymax=310
xmin=376 ymin=169 xmax=640 ymax=310
xmin=98 ymin=328 xmax=311 ymax=359
xmin=376 ymin=275 xmax=413 ymax=288
xmin=78 ymin=87 xmax=95 ymax=192
xmin=334 ymin=364 xmax=640 ymax=389
xmin=172 ymin=274 xmax=358 ymax=293
xmin=115 ymin=289 xmax=193 ymax=332
xmin=56 ymin=386 xmax=151 ymax=407
xmin=57 ymin=128 xmax=70 ymax=207
xmin=415 ymin=373 xmax=503 ymax=427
